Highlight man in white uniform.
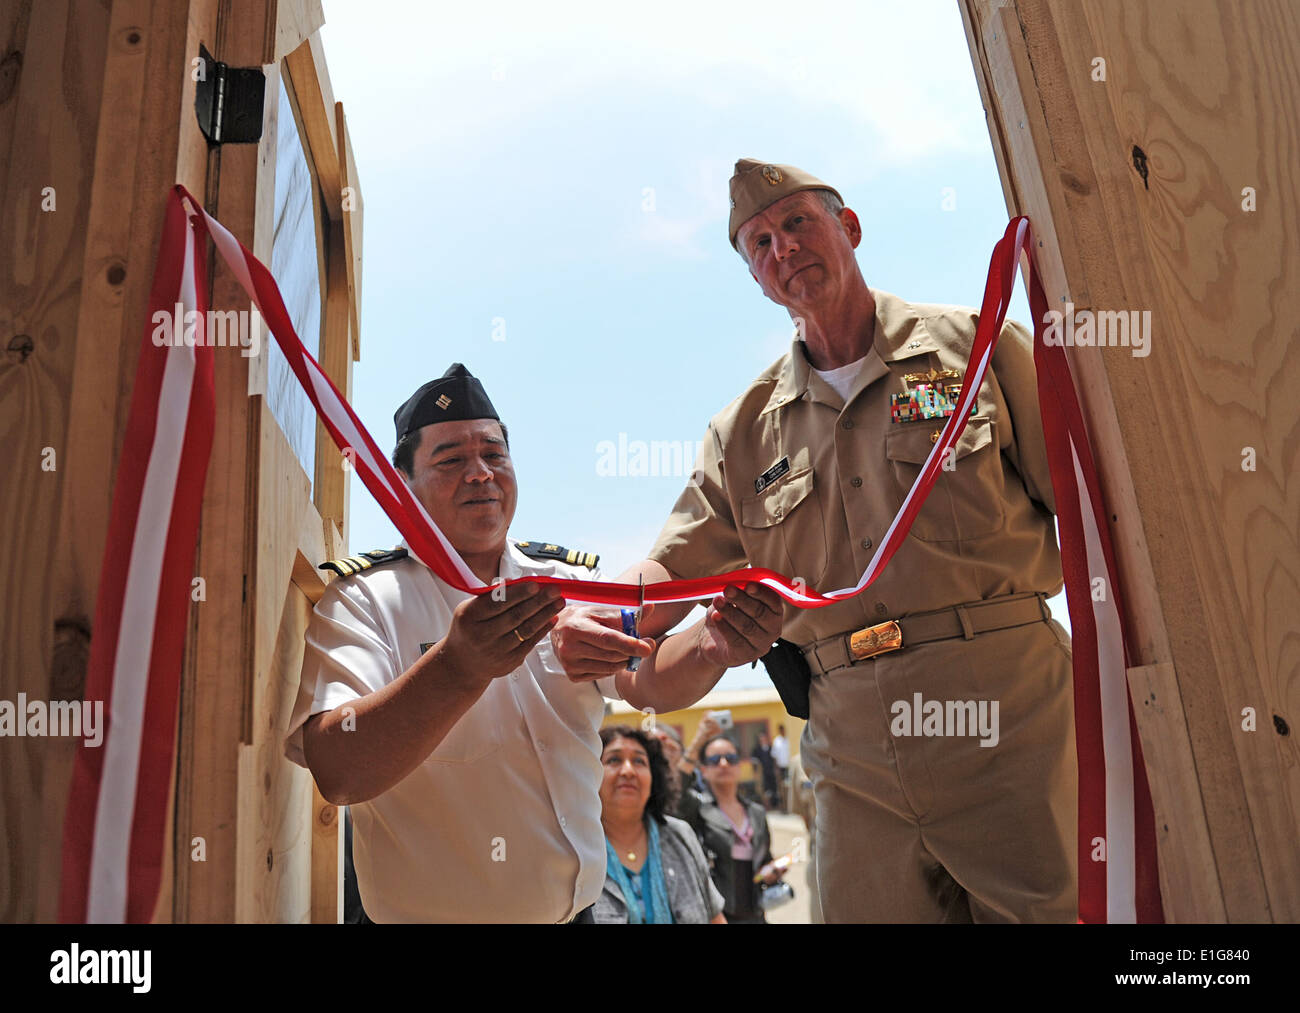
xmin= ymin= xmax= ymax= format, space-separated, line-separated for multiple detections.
xmin=283 ymin=364 xmax=631 ymax=923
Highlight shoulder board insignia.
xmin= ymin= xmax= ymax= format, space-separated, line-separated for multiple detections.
xmin=318 ymin=547 xmax=409 ymax=578
xmin=513 ymin=540 xmax=599 ymax=570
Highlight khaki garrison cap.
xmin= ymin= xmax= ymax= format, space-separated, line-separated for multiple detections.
xmin=728 ymin=158 xmax=843 ymax=250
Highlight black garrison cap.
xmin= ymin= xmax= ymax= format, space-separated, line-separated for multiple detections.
xmin=393 ymin=363 xmax=499 ymax=444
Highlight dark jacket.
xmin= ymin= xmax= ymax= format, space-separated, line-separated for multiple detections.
xmin=679 ymin=786 xmax=772 ymax=923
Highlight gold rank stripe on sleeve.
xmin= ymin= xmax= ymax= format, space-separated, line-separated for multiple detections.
xmin=317 ymin=547 xmax=410 ymax=579
xmin=513 ymin=540 xmax=600 ymax=570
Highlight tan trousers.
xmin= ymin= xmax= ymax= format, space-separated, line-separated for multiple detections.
xmin=800 ymin=615 xmax=1077 ymax=923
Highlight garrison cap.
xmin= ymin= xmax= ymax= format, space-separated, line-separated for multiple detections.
xmin=394 ymin=363 xmax=499 ymax=444
xmin=728 ymin=158 xmax=843 ymax=250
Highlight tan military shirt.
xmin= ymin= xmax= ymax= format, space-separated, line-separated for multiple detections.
xmin=648 ymin=288 xmax=1063 ymax=650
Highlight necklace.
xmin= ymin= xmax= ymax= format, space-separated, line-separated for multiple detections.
xmin=609 ymin=827 xmax=646 ymax=864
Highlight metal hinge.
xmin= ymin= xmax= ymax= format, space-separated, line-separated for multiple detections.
xmin=194 ymin=43 xmax=266 ymax=145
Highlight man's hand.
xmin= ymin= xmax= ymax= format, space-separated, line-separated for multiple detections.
xmin=304 ymin=581 xmax=564 ymax=807
xmin=694 ymin=582 xmax=784 ymax=669
xmin=435 ymin=582 xmax=565 ymax=686
xmin=551 ymin=603 xmax=657 ymax=683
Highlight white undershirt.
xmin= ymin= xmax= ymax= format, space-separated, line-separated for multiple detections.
xmin=812 ymin=354 xmax=869 ymax=401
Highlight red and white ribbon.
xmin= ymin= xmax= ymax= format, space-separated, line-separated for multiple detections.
xmin=59 ymin=192 xmax=215 ymax=923
xmin=59 ymin=185 xmax=1161 ymax=924
xmin=1020 ymin=221 xmax=1162 ymax=923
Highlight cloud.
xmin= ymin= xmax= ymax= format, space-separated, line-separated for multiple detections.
xmin=321 ymin=0 xmax=989 ymax=167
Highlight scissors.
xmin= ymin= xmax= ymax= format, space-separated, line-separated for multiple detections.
xmin=620 ymin=575 xmax=645 ymax=671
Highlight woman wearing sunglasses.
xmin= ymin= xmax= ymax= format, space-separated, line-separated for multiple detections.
xmin=680 ymin=734 xmax=786 ymax=924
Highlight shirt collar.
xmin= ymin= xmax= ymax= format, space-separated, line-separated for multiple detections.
xmin=501 ymin=539 xmax=555 ymax=580
xmin=761 ymin=288 xmax=939 ymax=414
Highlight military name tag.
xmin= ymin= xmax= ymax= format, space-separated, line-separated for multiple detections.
xmin=754 ymin=456 xmax=790 ymax=494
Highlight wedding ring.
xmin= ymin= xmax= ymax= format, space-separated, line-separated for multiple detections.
xmin=512 ymin=627 xmax=526 ymax=643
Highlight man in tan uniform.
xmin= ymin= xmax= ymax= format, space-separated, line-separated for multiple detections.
xmin=556 ymin=160 xmax=1076 ymax=922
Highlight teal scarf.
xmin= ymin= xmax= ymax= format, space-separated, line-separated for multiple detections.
xmin=605 ymin=817 xmax=674 ymax=924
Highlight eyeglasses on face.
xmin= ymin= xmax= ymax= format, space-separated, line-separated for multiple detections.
xmin=703 ymin=753 xmax=740 ymax=767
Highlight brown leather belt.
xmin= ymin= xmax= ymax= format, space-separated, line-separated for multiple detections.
xmin=801 ymin=591 xmax=1052 ymax=677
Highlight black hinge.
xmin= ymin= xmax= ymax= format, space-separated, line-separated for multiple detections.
xmin=194 ymin=42 xmax=266 ymax=145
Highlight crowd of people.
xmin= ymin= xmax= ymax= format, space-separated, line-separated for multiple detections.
xmin=592 ymin=717 xmax=797 ymax=925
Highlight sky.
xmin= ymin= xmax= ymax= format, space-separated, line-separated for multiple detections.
xmin=307 ymin=0 xmax=1061 ymax=691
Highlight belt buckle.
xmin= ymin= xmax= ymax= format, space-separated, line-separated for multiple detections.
xmin=848 ymin=620 xmax=904 ymax=661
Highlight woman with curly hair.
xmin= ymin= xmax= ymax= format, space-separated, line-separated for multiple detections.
xmin=592 ymin=726 xmax=726 ymax=924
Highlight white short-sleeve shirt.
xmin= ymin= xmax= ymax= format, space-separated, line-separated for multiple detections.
xmin=284 ymin=540 xmax=621 ymax=923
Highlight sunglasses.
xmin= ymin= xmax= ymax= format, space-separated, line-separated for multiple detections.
xmin=703 ymin=753 xmax=740 ymax=767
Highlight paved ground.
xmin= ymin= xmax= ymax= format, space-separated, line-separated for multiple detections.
xmin=763 ymin=812 xmax=816 ymax=924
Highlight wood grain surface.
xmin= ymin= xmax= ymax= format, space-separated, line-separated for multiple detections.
xmin=962 ymin=0 xmax=1299 ymax=922
xmin=0 ymin=0 xmax=109 ymax=923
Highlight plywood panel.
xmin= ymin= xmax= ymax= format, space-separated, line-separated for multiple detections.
xmin=961 ymin=0 xmax=1300 ymax=921
xmin=0 ymin=0 xmax=109 ymax=923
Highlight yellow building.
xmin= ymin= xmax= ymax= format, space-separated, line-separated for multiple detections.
xmin=603 ymin=688 xmax=803 ymax=802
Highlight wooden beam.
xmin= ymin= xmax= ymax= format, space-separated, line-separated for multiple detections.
xmin=310 ymin=783 xmax=341 ymax=923
xmin=292 ymin=544 xmax=328 ymax=604
xmin=235 ymin=401 xmax=322 ymax=921
xmin=313 ymin=204 xmax=352 ymax=538
xmin=156 ymin=0 xmax=224 ymax=923
xmin=323 ymin=516 xmax=344 ymax=567
xmin=273 ymin=0 xmax=325 ymax=64
xmin=175 ymin=0 xmax=278 ymax=923
xmin=1127 ymin=663 xmax=1227 ymax=921
xmin=336 ymin=101 xmax=363 ymax=358
xmin=282 ymin=30 xmax=340 ymax=219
